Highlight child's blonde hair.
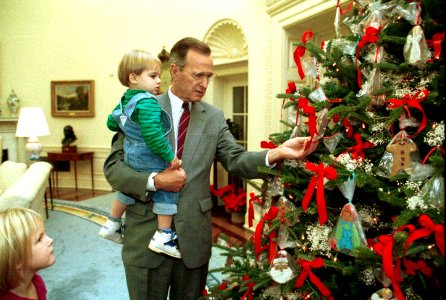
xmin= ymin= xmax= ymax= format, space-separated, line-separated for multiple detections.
xmin=0 ymin=208 xmax=42 ymax=294
xmin=118 ymin=49 xmax=162 ymax=87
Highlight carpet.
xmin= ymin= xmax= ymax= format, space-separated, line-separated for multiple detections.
xmin=38 ymin=194 xmax=226 ymax=300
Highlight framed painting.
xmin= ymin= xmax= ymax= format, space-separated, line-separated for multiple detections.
xmin=51 ymin=80 xmax=95 ymax=117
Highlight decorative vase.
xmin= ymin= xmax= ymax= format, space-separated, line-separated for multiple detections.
xmin=7 ymin=89 xmax=20 ymax=116
xmin=230 ymin=212 xmax=245 ymax=224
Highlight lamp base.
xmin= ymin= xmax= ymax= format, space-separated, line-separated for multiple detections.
xmin=25 ymin=137 xmax=43 ymax=160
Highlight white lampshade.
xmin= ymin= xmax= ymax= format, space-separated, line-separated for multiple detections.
xmin=16 ymin=107 xmax=50 ymax=160
xmin=16 ymin=107 xmax=50 ymax=138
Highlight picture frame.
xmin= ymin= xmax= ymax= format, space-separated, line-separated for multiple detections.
xmin=51 ymin=80 xmax=95 ymax=117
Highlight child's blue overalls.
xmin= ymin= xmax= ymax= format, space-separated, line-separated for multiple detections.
xmin=112 ymin=92 xmax=179 ymax=215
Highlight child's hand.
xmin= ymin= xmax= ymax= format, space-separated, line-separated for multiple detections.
xmin=169 ymin=157 xmax=181 ymax=170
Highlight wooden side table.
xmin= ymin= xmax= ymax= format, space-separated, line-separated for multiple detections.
xmin=47 ymin=151 xmax=94 ymax=191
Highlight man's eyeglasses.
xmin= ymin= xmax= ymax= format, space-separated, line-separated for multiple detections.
xmin=186 ymin=71 xmax=216 ymax=82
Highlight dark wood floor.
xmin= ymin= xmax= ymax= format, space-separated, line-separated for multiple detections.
xmin=49 ymin=187 xmax=253 ymax=245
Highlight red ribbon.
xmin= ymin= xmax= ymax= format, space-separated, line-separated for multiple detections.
xmin=297 ymin=98 xmax=318 ymax=150
xmin=404 ymin=259 xmax=433 ymax=277
xmin=248 ymin=192 xmax=264 ymax=228
xmin=260 ymin=141 xmax=278 ymax=149
xmin=422 ymin=146 xmax=445 ymax=165
xmin=343 ymin=133 xmax=375 ymax=160
xmin=240 ymin=275 xmax=255 ymax=300
xmin=386 ymin=90 xmax=429 ymax=137
xmin=254 ymin=206 xmax=279 ymax=260
xmin=293 ymin=31 xmax=314 ymax=80
xmin=336 ymin=0 xmax=354 ymax=15
xmin=404 ymin=214 xmax=445 ymax=257
xmin=356 ymin=26 xmax=381 ymax=89
xmin=373 ymin=235 xmax=406 ymax=300
xmin=302 ymin=162 xmax=337 ymax=225
xmin=427 ymin=31 xmax=445 ymax=60
xmin=295 ymin=257 xmax=333 ymax=299
xmin=286 ymin=81 xmax=297 ymax=100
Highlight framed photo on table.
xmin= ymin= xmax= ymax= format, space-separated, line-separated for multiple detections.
xmin=51 ymin=80 xmax=95 ymax=117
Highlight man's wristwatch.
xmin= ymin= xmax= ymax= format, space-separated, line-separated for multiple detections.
xmin=147 ymin=172 xmax=158 ymax=192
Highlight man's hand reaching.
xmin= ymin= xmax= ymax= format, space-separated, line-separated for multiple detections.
xmin=267 ymin=136 xmax=318 ymax=165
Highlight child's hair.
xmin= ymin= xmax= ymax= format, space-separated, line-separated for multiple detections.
xmin=0 ymin=208 xmax=42 ymax=294
xmin=118 ymin=49 xmax=162 ymax=87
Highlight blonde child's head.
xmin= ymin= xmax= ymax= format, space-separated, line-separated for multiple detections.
xmin=0 ymin=208 xmax=54 ymax=294
xmin=118 ymin=49 xmax=162 ymax=87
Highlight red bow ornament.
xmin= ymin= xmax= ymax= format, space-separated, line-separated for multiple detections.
xmin=240 ymin=275 xmax=255 ymax=300
xmin=386 ymin=90 xmax=429 ymax=137
xmin=373 ymin=235 xmax=406 ymax=300
xmin=254 ymin=206 xmax=279 ymax=261
xmin=297 ymin=98 xmax=318 ymax=150
xmin=302 ymin=162 xmax=337 ymax=225
xmin=427 ymin=31 xmax=445 ymax=60
xmin=295 ymin=257 xmax=333 ymax=299
xmin=343 ymin=133 xmax=375 ymax=160
xmin=404 ymin=214 xmax=444 ymax=257
xmin=294 ymin=31 xmax=314 ymax=80
xmin=356 ymin=26 xmax=381 ymax=89
xmin=248 ymin=192 xmax=264 ymax=228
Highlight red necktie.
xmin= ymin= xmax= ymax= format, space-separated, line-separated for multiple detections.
xmin=176 ymin=102 xmax=190 ymax=159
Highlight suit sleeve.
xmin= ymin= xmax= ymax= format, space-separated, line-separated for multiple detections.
xmin=103 ymin=132 xmax=150 ymax=202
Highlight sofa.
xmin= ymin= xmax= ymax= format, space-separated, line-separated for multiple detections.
xmin=0 ymin=160 xmax=53 ymax=219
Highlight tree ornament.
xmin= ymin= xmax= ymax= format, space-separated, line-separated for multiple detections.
xmin=404 ymin=25 xmax=431 ymax=65
xmin=385 ymin=131 xmax=419 ymax=177
xmin=269 ymin=249 xmax=295 ymax=284
xmin=371 ymin=288 xmax=395 ymax=300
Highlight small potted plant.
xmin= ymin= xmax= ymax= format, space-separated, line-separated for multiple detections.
xmin=210 ymin=184 xmax=247 ymax=224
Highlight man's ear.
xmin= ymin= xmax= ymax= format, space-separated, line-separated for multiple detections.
xmin=170 ymin=64 xmax=179 ymax=80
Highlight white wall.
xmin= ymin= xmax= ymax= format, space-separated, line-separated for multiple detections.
xmin=0 ymin=0 xmax=271 ymax=189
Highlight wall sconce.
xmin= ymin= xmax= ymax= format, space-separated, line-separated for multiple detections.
xmin=15 ymin=107 xmax=50 ymax=160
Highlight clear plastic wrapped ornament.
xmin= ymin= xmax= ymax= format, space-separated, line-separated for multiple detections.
xmin=371 ymin=269 xmax=396 ymax=300
xmin=302 ymin=56 xmax=318 ymax=79
xmin=367 ymin=68 xmax=386 ymax=106
xmin=314 ymin=107 xmax=329 ymax=141
xmin=377 ymin=130 xmax=420 ymax=178
xmin=419 ymin=175 xmax=444 ymax=208
xmin=329 ymin=202 xmax=368 ymax=252
xmin=394 ymin=1 xmax=421 ymax=25
xmin=366 ymin=45 xmax=385 ymax=64
xmin=268 ymin=249 xmax=295 ymax=284
xmin=331 ymin=38 xmax=357 ymax=57
xmin=308 ymin=87 xmax=327 ymax=103
xmin=409 ymin=162 xmax=434 ymax=181
xmin=404 ymin=25 xmax=431 ymax=65
xmin=277 ymin=196 xmax=299 ymax=226
xmin=339 ymin=175 xmax=356 ymax=201
xmin=323 ymin=133 xmax=342 ymax=154
xmin=371 ymin=288 xmax=395 ymax=300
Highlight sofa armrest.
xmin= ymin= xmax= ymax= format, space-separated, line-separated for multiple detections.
xmin=0 ymin=162 xmax=53 ymax=215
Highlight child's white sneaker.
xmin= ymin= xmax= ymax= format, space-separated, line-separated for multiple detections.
xmin=99 ymin=219 xmax=123 ymax=244
xmin=148 ymin=230 xmax=181 ymax=258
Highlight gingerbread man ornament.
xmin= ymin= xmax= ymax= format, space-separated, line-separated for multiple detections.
xmin=386 ymin=134 xmax=418 ymax=176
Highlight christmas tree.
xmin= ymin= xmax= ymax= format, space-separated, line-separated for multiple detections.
xmin=207 ymin=0 xmax=444 ymax=299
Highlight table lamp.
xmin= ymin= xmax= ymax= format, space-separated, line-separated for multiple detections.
xmin=16 ymin=107 xmax=50 ymax=160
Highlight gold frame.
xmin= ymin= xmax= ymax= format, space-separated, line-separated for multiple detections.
xmin=51 ymin=80 xmax=95 ymax=117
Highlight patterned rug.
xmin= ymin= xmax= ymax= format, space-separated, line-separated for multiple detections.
xmin=39 ymin=195 xmax=225 ymax=300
